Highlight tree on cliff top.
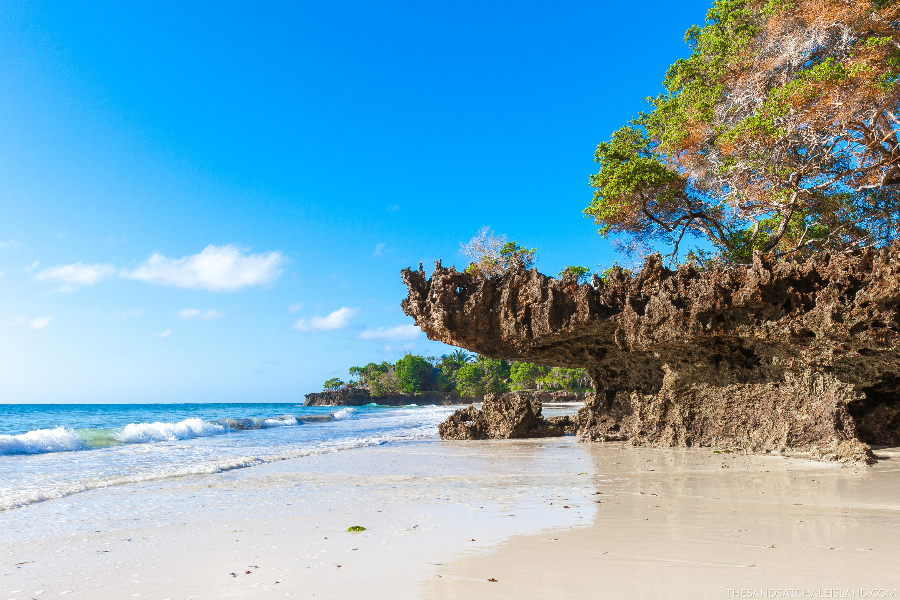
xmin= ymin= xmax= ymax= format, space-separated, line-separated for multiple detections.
xmin=585 ymin=0 xmax=900 ymax=264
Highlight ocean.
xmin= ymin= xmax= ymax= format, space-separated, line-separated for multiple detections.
xmin=0 ymin=402 xmax=462 ymax=512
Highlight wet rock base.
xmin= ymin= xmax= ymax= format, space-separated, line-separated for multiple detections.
xmin=438 ymin=392 xmax=574 ymax=440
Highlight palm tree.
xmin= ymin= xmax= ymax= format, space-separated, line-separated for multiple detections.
xmin=446 ymin=349 xmax=472 ymax=366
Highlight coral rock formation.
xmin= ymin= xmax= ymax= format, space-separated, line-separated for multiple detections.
xmin=402 ymin=247 xmax=900 ymax=463
xmin=438 ymin=393 xmax=567 ymax=440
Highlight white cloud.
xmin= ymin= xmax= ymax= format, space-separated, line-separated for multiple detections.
xmin=357 ymin=324 xmax=421 ymax=341
xmin=30 ymin=316 xmax=52 ymax=329
xmin=178 ymin=308 xmax=225 ymax=321
xmin=34 ymin=262 xmax=115 ymax=291
xmin=155 ymin=329 xmax=172 ymax=339
xmin=373 ymin=242 xmax=386 ymax=257
xmin=0 ymin=238 xmax=19 ymax=248
xmin=293 ymin=307 xmax=358 ymax=332
xmin=123 ymin=244 xmax=285 ymax=291
xmin=288 ymin=302 xmax=303 ymax=313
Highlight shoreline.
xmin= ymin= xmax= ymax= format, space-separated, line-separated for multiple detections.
xmin=3 ymin=439 xmax=899 ymax=599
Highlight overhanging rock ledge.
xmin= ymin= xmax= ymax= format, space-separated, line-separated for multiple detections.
xmin=401 ymin=247 xmax=900 ymax=464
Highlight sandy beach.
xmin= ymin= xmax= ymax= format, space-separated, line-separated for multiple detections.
xmin=3 ymin=438 xmax=899 ymax=600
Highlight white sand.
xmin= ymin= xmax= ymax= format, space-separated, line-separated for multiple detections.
xmin=2 ymin=439 xmax=899 ymax=599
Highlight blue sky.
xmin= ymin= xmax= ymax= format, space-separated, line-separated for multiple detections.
xmin=0 ymin=0 xmax=712 ymax=403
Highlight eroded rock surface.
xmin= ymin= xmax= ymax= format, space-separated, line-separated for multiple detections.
xmin=438 ymin=393 xmax=565 ymax=440
xmin=403 ymin=246 xmax=900 ymax=463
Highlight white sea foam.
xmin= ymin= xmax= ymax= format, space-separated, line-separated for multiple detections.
xmin=0 ymin=429 xmax=441 ymax=512
xmin=0 ymin=405 xmax=460 ymax=512
xmin=116 ymin=418 xmax=226 ymax=443
xmin=262 ymin=416 xmax=298 ymax=427
xmin=0 ymin=427 xmax=86 ymax=455
xmin=332 ymin=408 xmax=355 ymax=420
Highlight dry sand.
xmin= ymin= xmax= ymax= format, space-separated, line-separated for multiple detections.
xmin=2 ymin=439 xmax=899 ymax=599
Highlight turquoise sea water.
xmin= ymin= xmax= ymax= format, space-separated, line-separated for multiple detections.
xmin=0 ymin=402 xmax=460 ymax=512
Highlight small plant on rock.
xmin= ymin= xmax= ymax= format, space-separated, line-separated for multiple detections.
xmin=461 ymin=227 xmax=536 ymax=277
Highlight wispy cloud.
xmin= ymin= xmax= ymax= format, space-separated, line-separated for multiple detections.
xmin=288 ymin=302 xmax=303 ymax=313
xmin=34 ymin=262 xmax=115 ymax=292
xmin=293 ymin=307 xmax=358 ymax=332
xmin=357 ymin=324 xmax=420 ymax=341
xmin=373 ymin=242 xmax=386 ymax=257
xmin=178 ymin=308 xmax=225 ymax=321
xmin=155 ymin=329 xmax=172 ymax=339
xmin=0 ymin=238 xmax=19 ymax=248
xmin=123 ymin=245 xmax=286 ymax=291
xmin=30 ymin=316 xmax=52 ymax=329
xmin=383 ymin=343 xmax=416 ymax=353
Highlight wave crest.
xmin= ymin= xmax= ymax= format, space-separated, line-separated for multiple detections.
xmin=332 ymin=408 xmax=355 ymax=420
xmin=116 ymin=418 xmax=226 ymax=443
xmin=0 ymin=427 xmax=86 ymax=455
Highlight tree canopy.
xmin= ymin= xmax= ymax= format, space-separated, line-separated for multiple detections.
xmin=327 ymin=353 xmax=590 ymax=396
xmin=585 ymin=0 xmax=900 ymax=264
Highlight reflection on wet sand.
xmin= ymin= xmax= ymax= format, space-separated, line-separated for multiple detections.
xmin=427 ymin=444 xmax=900 ymax=599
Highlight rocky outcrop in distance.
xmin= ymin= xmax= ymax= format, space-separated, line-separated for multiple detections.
xmin=438 ymin=393 xmax=573 ymax=440
xmin=402 ymin=246 xmax=900 ymax=464
xmin=303 ymin=389 xmax=479 ymax=407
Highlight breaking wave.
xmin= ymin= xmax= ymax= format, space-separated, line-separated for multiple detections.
xmin=0 ymin=427 xmax=86 ymax=455
xmin=0 ymin=414 xmax=330 ymax=456
xmin=117 ymin=418 xmax=227 ymax=443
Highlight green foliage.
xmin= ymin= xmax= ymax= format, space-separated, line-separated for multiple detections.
xmin=461 ymin=227 xmax=538 ymax=276
xmin=558 ymin=265 xmax=590 ymax=284
xmin=394 ymin=354 xmax=433 ymax=394
xmin=432 ymin=369 xmax=455 ymax=392
xmin=350 ymin=362 xmax=391 ymax=389
xmin=441 ymin=349 xmax=472 ymax=370
xmin=464 ymin=242 xmax=537 ymax=276
xmin=454 ymin=356 xmax=510 ymax=396
xmin=510 ymin=362 xmax=549 ymax=390
xmin=323 ymin=378 xmax=344 ymax=391
xmin=585 ymin=126 xmax=681 ymax=237
xmin=509 ymin=362 xmax=591 ymax=391
xmin=347 ymin=526 xmax=366 ymax=532
xmin=343 ymin=353 xmax=593 ymax=397
xmin=499 ymin=242 xmax=537 ymax=270
xmin=594 ymin=262 xmax=632 ymax=282
xmin=586 ymin=0 xmax=900 ymax=263
xmin=543 ymin=367 xmax=591 ymax=391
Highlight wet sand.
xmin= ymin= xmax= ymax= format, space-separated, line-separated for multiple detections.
xmin=2 ymin=440 xmax=899 ymax=599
